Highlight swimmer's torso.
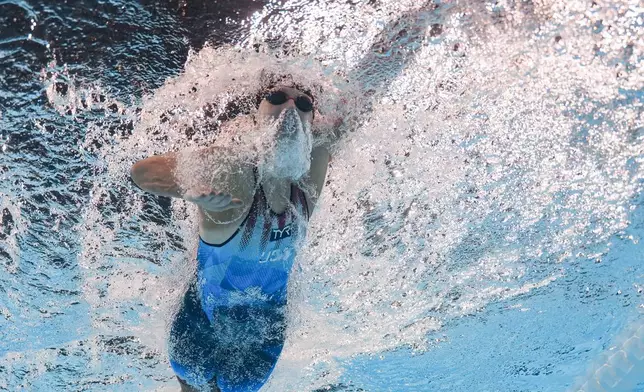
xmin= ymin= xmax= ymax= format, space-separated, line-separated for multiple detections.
xmin=196 ymin=181 xmax=309 ymax=323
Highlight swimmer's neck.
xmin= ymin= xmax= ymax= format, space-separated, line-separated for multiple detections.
xmin=260 ymin=174 xmax=293 ymax=213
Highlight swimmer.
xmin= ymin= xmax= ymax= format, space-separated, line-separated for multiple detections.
xmin=130 ymin=85 xmax=334 ymax=391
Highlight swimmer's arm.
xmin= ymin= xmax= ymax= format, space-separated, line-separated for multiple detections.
xmin=130 ymin=147 xmax=254 ymax=206
xmin=130 ymin=152 xmax=182 ymax=198
xmin=306 ymin=145 xmax=331 ymax=212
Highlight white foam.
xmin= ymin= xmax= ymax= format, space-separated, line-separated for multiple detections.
xmin=29 ymin=0 xmax=643 ymax=389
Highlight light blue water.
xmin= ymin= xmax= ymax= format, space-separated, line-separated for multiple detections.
xmin=340 ymin=195 xmax=644 ymax=392
xmin=1 ymin=0 xmax=642 ymax=391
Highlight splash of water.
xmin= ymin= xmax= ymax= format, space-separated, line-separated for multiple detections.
xmin=19 ymin=0 xmax=643 ymax=390
xmin=241 ymin=0 xmax=642 ymax=390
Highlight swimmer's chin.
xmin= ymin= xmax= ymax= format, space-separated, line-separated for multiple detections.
xmin=259 ymin=147 xmax=312 ymax=181
xmin=259 ymin=161 xmax=310 ymax=182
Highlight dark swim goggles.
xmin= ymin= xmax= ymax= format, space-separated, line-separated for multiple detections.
xmin=265 ymin=90 xmax=314 ymax=112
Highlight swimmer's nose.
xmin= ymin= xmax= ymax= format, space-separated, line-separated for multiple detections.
xmin=281 ymin=105 xmax=299 ymax=120
xmin=280 ymin=99 xmax=298 ymax=116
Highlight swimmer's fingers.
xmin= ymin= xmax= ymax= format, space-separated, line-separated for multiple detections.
xmin=223 ymin=198 xmax=244 ymax=211
xmin=184 ymin=189 xmax=244 ymax=210
xmin=204 ymin=195 xmax=244 ymax=211
xmin=229 ymin=197 xmax=244 ymax=206
xmin=184 ymin=188 xmax=224 ymax=200
xmin=183 ymin=189 xmax=232 ymax=205
xmin=183 ymin=188 xmax=211 ymax=202
xmin=206 ymin=193 xmax=235 ymax=208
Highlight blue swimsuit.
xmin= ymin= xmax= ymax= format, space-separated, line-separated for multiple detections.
xmin=168 ymin=176 xmax=309 ymax=391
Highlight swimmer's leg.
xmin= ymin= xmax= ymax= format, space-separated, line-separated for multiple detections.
xmin=213 ymin=305 xmax=287 ymax=391
xmin=168 ymin=282 xmax=221 ymax=391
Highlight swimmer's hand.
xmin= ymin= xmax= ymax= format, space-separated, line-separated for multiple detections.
xmin=183 ymin=188 xmax=244 ymax=211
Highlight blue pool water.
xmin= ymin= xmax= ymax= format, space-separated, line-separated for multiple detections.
xmin=1 ymin=0 xmax=642 ymax=391
xmin=342 ymin=197 xmax=644 ymax=392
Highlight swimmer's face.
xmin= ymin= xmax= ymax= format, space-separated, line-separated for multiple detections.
xmin=257 ymin=86 xmax=314 ymax=181
xmin=258 ymin=86 xmax=314 ymax=126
